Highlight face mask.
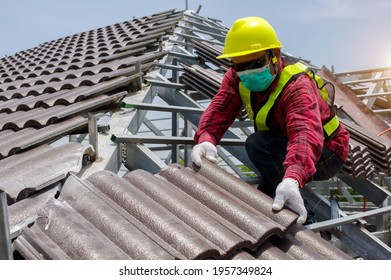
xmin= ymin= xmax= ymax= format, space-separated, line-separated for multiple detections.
xmin=237 ymin=65 xmax=276 ymax=92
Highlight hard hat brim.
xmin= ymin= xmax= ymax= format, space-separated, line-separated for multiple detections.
xmin=216 ymin=45 xmax=282 ymax=60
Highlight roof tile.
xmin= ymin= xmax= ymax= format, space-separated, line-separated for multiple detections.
xmin=12 ymin=159 xmax=352 ymax=260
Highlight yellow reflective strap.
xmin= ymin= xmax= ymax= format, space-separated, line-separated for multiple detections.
xmin=238 ymin=82 xmax=254 ymax=124
xmin=256 ymin=62 xmax=307 ymax=130
xmin=312 ymin=75 xmax=329 ymax=102
xmin=239 ymin=62 xmax=335 ymax=135
xmin=323 ymin=115 xmax=339 ymax=137
xmin=256 ymin=87 xmax=279 ymax=130
xmin=293 ymin=62 xmax=308 ymax=72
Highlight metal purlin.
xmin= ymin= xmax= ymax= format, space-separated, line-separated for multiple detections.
xmin=0 ymin=192 xmax=13 ymax=260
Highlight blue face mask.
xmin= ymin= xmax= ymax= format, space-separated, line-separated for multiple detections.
xmin=237 ymin=65 xmax=276 ymax=92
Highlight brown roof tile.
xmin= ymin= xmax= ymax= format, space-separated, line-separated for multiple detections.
xmin=12 ymin=160 xmax=352 ymax=260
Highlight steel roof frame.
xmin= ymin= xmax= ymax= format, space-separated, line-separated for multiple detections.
xmin=335 ymin=67 xmax=391 ymax=123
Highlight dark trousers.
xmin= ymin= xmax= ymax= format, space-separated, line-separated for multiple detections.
xmin=245 ymin=130 xmax=344 ymax=198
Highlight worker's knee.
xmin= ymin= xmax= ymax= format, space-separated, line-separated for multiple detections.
xmin=314 ymin=153 xmax=344 ymax=181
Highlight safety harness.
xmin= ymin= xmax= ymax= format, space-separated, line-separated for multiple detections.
xmin=239 ymin=62 xmax=340 ymax=139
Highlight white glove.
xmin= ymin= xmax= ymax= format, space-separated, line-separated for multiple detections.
xmin=191 ymin=141 xmax=217 ymax=167
xmin=272 ymin=178 xmax=307 ymax=225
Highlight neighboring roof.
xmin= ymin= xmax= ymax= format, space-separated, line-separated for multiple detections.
xmin=10 ymin=159 xmax=351 ymax=260
xmin=0 ymin=8 xmax=390 ymax=260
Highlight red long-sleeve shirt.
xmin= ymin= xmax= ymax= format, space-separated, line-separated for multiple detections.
xmin=194 ymin=62 xmax=350 ymax=187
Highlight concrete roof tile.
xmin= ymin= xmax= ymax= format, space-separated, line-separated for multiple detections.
xmin=12 ymin=163 xmax=353 ymax=260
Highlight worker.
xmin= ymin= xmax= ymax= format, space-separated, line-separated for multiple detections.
xmin=191 ymin=17 xmax=350 ymax=225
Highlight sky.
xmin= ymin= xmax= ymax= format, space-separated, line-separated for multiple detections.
xmin=1 ymin=0 xmax=391 ymax=73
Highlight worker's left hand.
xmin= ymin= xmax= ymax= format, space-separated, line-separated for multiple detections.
xmin=272 ymin=178 xmax=307 ymax=225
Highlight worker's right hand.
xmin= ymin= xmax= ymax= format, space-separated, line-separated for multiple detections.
xmin=191 ymin=141 xmax=217 ymax=167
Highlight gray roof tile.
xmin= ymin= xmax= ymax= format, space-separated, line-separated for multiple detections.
xmin=0 ymin=9 xmax=180 ymax=161
xmin=0 ymin=116 xmax=87 ymax=159
xmin=0 ymin=142 xmax=94 ymax=203
xmin=12 ymin=159 xmax=352 ymax=260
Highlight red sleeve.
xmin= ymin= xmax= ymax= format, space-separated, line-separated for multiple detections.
xmin=281 ymin=75 xmax=324 ymax=186
xmin=194 ymin=68 xmax=243 ymax=145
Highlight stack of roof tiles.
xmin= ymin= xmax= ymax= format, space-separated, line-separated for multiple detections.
xmin=9 ymin=159 xmax=352 ymax=260
xmin=341 ymin=119 xmax=391 ymax=177
xmin=343 ymin=138 xmax=375 ymax=179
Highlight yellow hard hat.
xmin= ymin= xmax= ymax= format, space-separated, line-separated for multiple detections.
xmin=217 ymin=17 xmax=282 ymax=59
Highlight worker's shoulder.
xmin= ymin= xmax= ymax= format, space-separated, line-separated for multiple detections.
xmin=222 ymin=67 xmax=240 ymax=85
xmin=281 ymin=73 xmax=319 ymax=102
xmin=283 ymin=71 xmax=315 ymax=90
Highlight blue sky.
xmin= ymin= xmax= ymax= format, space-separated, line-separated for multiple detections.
xmin=1 ymin=0 xmax=391 ymax=72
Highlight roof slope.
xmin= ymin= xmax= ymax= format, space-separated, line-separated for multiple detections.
xmin=0 ymin=9 xmax=181 ymax=160
xmin=11 ymin=159 xmax=352 ymax=260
